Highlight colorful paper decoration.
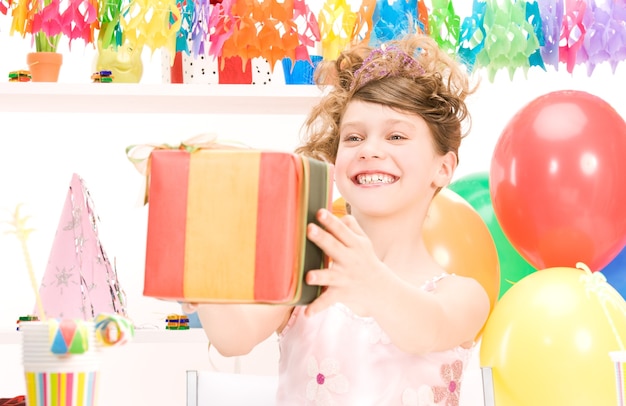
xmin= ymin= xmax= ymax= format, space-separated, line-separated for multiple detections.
xmin=525 ymin=0 xmax=545 ymax=71
xmin=26 ymin=0 xmax=99 ymax=46
xmin=457 ymin=0 xmax=486 ymax=70
xmin=189 ymin=0 xmax=211 ymax=57
xmin=207 ymin=0 xmax=235 ymax=59
xmin=318 ymin=0 xmax=357 ymax=60
xmin=428 ymin=0 xmax=460 ymax=55
xmin=559 ymin=0 xmax=587 ymax=73
xmin=0 ymin=0 xmax=10 ymax=16
xmin=476 ymin=0 xmax=541 ymax=81
xmin=36 ymin=174 xmax=128 ymax=321
xmin=94 ymin=313 xmax=135 ymax=346
xmin=4 ymin=0 xmax=626 ymax=81
xmin=120 ymin=0 xmax=181 ymax=56
xmin=537 ymin=0 xmax=563 ymax=69
xmin=578 ymin=0 xmax=626 ymax=75
xmin=292 ymin=0 xmax=321 ymax=62
xmin=49 ymin=319 xmax=90 ymax=355
xmin=371 ymin=0 xmax=417 ymax=46
xmin=96 ymin=0 xmax=122 ymax=49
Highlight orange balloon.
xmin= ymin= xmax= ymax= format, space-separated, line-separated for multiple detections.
xmin=422 ymin=188 xmax=500 ymax=312
xmin=332 ymin=197 xmax=348 ymax=218
xmin=333 ymin=192 xmax=500 ymax=314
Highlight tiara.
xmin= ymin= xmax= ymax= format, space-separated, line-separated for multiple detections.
xmin=350 ymin=44 xmax=426 ymax=91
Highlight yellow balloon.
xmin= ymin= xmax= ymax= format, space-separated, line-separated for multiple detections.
xmin=480 ymin=265 xmax=626 ymax=406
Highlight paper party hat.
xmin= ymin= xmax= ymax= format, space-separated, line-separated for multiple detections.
xmin=36 ymin=173 xmax=127 ymax=320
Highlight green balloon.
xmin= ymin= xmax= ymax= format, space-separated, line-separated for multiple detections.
xmin=449 ymin=172 xmax=536 ymax=298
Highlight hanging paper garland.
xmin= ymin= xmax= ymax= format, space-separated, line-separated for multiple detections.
xmin=254 ymin=0 xmax=300 ymax=68
xmin=525 ymin=0 xmax=546 ymax=71
xmin=292 ymin=0 xmax=321 ymax=61
xmin=428 ymin=0 xmax=460 ymax=55
xmin=189 ymin=0 xmax=211 ymax=57
xmin=317 ymin=0 xmax=357 ymax=60
xmin=208 ymin=0 xmax=235 ymax=58
xmin=457 ymin=0 xmax=486 ymax=70
xmin=58 ymin=0 xmax=98 ymax=45
xmin=0 ymin=0 xmax=12 ymax=15
xmin=6 ymin=0 xmax=626 ymax=79
xmin=173 ymin=0 xmax=195 ymax=55
xmin=475 ymin=0 xmax=540 ymax=81
xmin=219 ymin=0 xmax=260 ymax=66
xmin=29 ymin=0 xmax=63 ymax=39
xmin=417 ymin=0 xmax=429 ymax=34
xmin=578 ymin=0 xmax=626 ymax=75
xmin=20 ymin=0 xmax=99 ymax=47
xmin=97 ymin=0 xmax=123 ymax=49
xmin=120 ymin=0 xmax=181 ymax=57
xmin=349 ymin=0 xmax=375 ymax=46
xmin=559 ymin=0 xmax=586 ymax=73
xmin=537 ymin=0 xmax=562 ymax=69
xmin=605 ymin=0 xmax=626 ymax=73
xmin=370 ymin=0 xmax=417 ymax=46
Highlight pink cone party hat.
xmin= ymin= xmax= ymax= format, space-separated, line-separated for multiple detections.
xmin=36 ymin=173 xmax=127 ymax=320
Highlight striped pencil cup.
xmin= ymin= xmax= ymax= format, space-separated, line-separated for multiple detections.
xmin=611 ymin=351 xmax=626 ymax=406
xmin=20 ymin=320 xmax=101 ymax=406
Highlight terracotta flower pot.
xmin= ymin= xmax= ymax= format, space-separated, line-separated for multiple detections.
xmin=26 ymin=52 xmax=63 ymax=82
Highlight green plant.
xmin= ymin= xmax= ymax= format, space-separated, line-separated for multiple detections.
xmin=34 ymin=30 xmax=61 ymax=52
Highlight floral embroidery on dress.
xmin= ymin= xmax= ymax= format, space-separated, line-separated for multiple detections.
xmin=305 ymin=356 xmax=349 ymax=405
xmin=401 ymin=385 xmax=436 ymax=406
xmin=432 ymin=360 xmax=463 ymax=406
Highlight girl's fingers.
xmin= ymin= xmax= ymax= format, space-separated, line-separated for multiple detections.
xmin=316 ymin=209 xmax=364 ymax=246
xmin=304 ymin=291 xmax=333 ymax=317
xmin=306 ymin=267 xmax=337 ymax=286
xmin=307 ymin=222 xmax=342 ymax=260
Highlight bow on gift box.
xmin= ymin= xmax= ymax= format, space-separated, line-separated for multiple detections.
xmin=126 ymin=133 xmax=249 ymax=205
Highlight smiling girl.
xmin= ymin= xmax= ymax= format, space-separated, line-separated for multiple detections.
xmin=187 ymin=33 xmax=489 ymax=405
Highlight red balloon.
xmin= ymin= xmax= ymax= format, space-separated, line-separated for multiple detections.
xmin=490 ymin=90 xmax=626 ymax=271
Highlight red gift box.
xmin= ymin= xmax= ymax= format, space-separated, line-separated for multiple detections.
xmin=144 ymin=148 xmax=333 ymax=304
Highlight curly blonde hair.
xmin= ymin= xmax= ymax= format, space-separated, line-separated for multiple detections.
xmin=295 ymin=34 xmax=478 ymax=165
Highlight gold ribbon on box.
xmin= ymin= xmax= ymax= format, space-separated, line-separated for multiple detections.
xmin=126 ymin=133 xmax=250 ymax=204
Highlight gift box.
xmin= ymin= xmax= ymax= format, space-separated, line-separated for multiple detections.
xmin=144 ymin=148 xmax=333 ymax=304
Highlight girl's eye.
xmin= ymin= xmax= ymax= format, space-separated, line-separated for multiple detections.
xmin=343 ymin=134 xmax=362 ymax=142
xmin=389 ymin=134 xmax=405 ymax=141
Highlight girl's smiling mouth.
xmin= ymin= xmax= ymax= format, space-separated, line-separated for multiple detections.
xmin=354 ymin=173 xmax=397 ymax=185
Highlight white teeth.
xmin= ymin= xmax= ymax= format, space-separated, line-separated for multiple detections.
xmin=356 ymin=173 xmax=395 ymax=184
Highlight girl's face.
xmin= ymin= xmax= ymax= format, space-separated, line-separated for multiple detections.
xmin=335 ymin=100 xmax=453 ymax=217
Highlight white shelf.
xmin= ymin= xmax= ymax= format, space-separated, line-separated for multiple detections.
xmin=0 ymin=328 xmax=208 ymax=345
xmin=0 ymin=83 xmax=324 ymax=115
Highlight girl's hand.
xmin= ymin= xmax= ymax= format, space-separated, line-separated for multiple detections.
xmin=304 ymin=208 xmax=388 ymax=316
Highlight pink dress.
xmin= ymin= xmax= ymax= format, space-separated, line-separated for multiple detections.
xmin=276 ymin=274 xmax=475 ymax=406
